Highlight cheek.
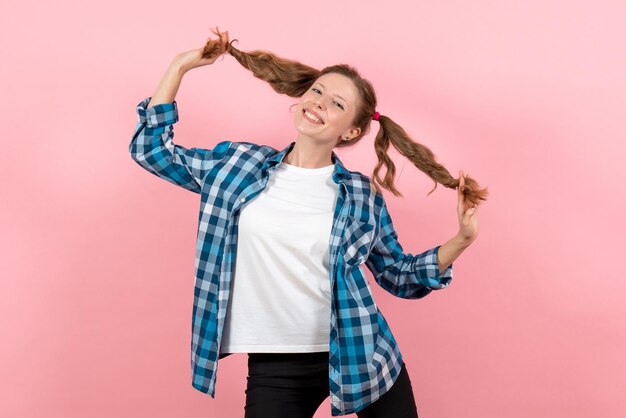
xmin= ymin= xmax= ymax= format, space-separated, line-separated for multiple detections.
xmin=329 ymin=112 xmax=350 ymax=127
xmin=296 ymin=98 xmax=309 ymax=112
xmin=300 ymin=91 xmax=314 ymax=102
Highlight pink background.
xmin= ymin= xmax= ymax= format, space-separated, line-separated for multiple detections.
xmin=2 ymin=0 xmax=625 ymax=417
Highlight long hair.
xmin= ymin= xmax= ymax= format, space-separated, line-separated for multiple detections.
xmin=202 ymin=28 xmax=488 ymax=206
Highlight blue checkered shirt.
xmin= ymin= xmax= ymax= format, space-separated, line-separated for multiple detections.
xmin=129 ymin=97 xmax=453 ymax=416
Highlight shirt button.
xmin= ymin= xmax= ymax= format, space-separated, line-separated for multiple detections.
xmin=240 ymin=197 xmax=246 ymax=202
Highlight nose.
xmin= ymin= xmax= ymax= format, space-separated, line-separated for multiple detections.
xmin=313 ymin=96 xmax=326 ymax=110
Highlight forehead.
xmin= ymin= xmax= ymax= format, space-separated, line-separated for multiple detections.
xmin=313 ymin=73 xmax=358 ymax=104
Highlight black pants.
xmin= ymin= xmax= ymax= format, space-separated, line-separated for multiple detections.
xmin=244 ymin=351 xmax=419 ymax=418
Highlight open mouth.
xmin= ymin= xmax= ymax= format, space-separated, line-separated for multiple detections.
xmin=303 ymin=109 xmax=324 ymax=124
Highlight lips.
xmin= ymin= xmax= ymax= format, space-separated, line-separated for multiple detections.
xmin=303 ymin=108 xmax=324 ymax=124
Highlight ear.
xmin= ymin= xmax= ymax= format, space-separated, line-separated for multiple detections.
xmin=342 ymin=127 xmax=361 ymax=140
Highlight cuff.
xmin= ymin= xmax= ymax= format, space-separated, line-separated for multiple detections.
xmin=420 ymin=245 xmax=453 ymax=290
xmin=136 ymin=96 xmax=179 ymax=128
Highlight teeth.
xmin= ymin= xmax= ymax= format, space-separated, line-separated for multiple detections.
xmin=304 ymin=110 xmax=321 ymax=123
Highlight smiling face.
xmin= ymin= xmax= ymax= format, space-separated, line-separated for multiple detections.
xmin=293 ymin=72 xmax=362 ymax=147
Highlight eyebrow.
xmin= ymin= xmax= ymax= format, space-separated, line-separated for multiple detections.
xmin=314 ymin=82 xmax=348 ymax=104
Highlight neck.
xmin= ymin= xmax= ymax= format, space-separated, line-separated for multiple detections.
xmin=285 ymin=141 xmax=334 ymax=168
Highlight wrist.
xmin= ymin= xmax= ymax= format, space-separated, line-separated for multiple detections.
xmin=454 ymin=232 xmax=474 ymax=248
xmin=169 ymin=58 xmax=189 ymax=77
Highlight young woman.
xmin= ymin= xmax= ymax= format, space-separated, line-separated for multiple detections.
xmin=129 ymin=27 xmax=487 ymax=418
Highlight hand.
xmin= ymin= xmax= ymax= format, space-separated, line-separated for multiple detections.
xmin=457 ymin=169 xmax=479 ymax=243
xmin=172 ymin=27 xmax=230 ymax=73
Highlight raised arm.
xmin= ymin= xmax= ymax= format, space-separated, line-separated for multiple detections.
xmin=129 ymin=33 xmax=233 ymax=193
xmin=364 ymin=193 xmax=453 ymax=299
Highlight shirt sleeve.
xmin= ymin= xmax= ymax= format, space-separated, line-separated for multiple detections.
xmin=128 ymin=96 xmax=232 ymax=194
xmin=364 ymin=192 xmax=453 ymax=299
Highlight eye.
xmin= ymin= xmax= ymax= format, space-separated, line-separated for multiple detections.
xmin=311 ymin=88 xmax=345 ymax=110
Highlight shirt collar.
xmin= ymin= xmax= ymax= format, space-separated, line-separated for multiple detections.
xmin=263 ymin=141 xmax=352 ymax=184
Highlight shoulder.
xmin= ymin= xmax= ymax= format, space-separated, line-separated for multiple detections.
xmin=346 ymin=170 xmax=377 ymax=202
xmin=207 ymin=140 xmax=277 ymax=162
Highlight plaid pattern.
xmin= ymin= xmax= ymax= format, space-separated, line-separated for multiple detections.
xmin=129 ymin=97 xmax=453 ymax=416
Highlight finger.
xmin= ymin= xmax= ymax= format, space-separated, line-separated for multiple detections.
xmin=459 ymin=170 xmax=466 ymax=193
xmin=458 ymin=170 xmax=465 ymax=205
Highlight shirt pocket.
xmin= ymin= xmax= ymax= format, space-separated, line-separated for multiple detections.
xmin=342 ymin=218 xmax=376 ymax=267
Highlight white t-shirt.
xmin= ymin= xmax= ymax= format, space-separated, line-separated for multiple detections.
xmin=220 ymin=160 xmax=339 ymax=353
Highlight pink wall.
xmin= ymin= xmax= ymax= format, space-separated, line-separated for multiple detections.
xmin=2 ymin=0 xmax=625 ymax=417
